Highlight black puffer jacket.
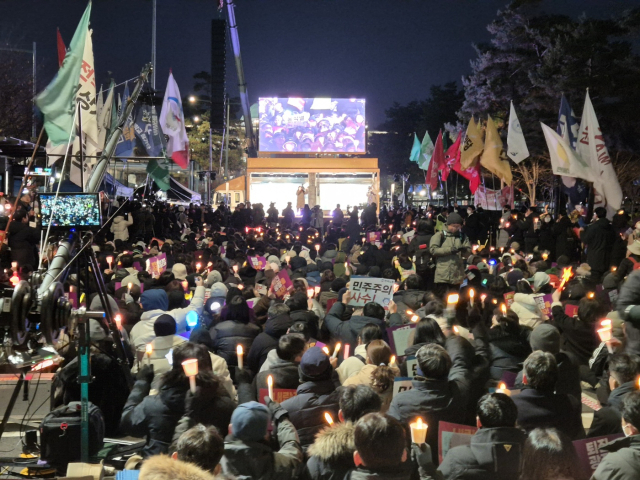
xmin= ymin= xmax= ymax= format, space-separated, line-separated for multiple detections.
xmin=280 ymin=379 xmax=342 ymax=451
xmin=393 ymin=289 xmax=425 ymax=315
xmin=617 ymin=270 xmax=640 ymax=356
xmin=304 ymin=422 xmax=356 ymax=480
xmin=487 ymin=326 xmax=531 ymax=381
xmin=120 ymin=374 xmax=188 ymax=457
xmin=254 ymin=358 xmax=300 ymax=400
xmin=210 ymin=319 xmax=261 ymax=366
xmin=289 ymin=309 xmax=320 ymax=340
xmin=247 ymin=313 xmax=293 ymax=374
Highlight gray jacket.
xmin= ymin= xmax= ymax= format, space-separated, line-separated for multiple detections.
xmin=429 ymin=231 xmax=470 ymax=285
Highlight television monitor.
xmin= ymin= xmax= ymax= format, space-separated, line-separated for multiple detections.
xmin=258 ymin=97 xmax=366 ymax=154
xmin=39 ymin=193 xmax=102 ymax=229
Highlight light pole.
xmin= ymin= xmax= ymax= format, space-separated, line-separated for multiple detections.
xmin=1 ymin=43 xmax=37 ymax=140
xmin=190 ymin=96 xmax=214 ymax=204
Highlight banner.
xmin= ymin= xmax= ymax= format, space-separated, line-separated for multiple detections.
xmin=258 ymin=388 xmax=297 ymax=405
xmin=439 ymin=421 xmax=478 ymax=464
xmin=249 ymin=256 xmax=268 ymax=270
xmin=347 ymin=276 xmax=395 ymax=309
xmin=271 ymin=269 xmax=294 ymax=298
xmin=387 ymin=323 xmax=417 ymax=356
xmin=573 ymin=434 xmax=623 ymax=476
xmin=146 ymin=253 xmax=167 ymax=278
xmin=474 ymin=185 xmax=513 ymax=211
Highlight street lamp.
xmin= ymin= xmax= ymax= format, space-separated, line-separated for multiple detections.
xmin=189 ymin=95 xmax=196 ymax=103
xmin=193 ymin=116 xmax=200 ymax=123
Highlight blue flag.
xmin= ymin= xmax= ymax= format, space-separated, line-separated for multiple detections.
xmin=134 ymin=105 xmax=166 ymax=157
xmin=557 ymin=95 xmax=579 ymax=150
xmin=115 ymin=82 xmax=135 ymax=157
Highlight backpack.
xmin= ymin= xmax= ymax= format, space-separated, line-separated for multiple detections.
xmin=629 ymin=257 xmax=640 ymax=271
xmin=40 ymin=401 xmax=105 ymax=468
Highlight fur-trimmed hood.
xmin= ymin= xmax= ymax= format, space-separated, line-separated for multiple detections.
xmin=307 ymin=421 xmax=355 ymax=463
xmin=139 ymin=455 xmax=216 ymax=480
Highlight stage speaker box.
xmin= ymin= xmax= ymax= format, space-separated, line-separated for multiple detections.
xmin=210 ymin=19 xmax=227 ymax=131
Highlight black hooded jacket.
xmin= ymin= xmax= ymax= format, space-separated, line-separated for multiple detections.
xmin=247 ymin=313 xmax=294 ymax=374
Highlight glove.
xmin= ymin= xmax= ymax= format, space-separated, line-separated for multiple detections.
xmin=137 ymin=364 xmax=154 ymax=383
xmin=235 ymin=366 xmax=253 ymax=385
xmin=264 ymin=396 xmax=288 ymax=422
xmin=411 ymin=443 xmax=435 ymax=475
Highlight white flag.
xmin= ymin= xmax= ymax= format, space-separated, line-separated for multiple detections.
xmin=506 ymin=101 xmax=529 ymax=164
xmin=541 ymin=123 xmax=592 ymax=181
xmin=577 ymin=91 xmax=623 ymax=217
xmin=97 ymin=81 xmax=114 ymax=151
xmin=159 ymin=72 xmax=189 ymax=169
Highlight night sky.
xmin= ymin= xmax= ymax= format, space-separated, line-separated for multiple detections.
xmin=3 ymin=0 xmax=639 ymax=127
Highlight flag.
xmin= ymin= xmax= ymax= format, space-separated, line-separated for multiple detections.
xmin=159 ymin=71 xmax=189 ymax=169
xmin=442 ymin=131 xmax=461 ymax=181
xmin=557 ymin=95 xmax=581 ymax=188
xmin=460 ymin=117 xmax=484 ymax=169
xmin=577 ymin=91 xmax=623 ymax=216
xmin=453 ymin=149 xmax=481 ymax=194
xmin=146 ymin=159 xmax=171 ymax=191
xmin=426 ymin=130 xmax=444 ymax=189
xmin=418 ymin=131 xmax=434 ymax=170
xmin=541 ymin=122 xmax=592 ymax=180
xmin=506 ymin=101 xmax=529 ymax=163
xmin=56 ymin=28 xmax=66 ymax=68
xmin=97 ymin=80 xmax=114 ymax=151
xmin=409 ymin=133 xmax=421 ymax=163
xmin=36 ymin=2 xmax=91 ymax=147
xmin=115 ymin=82 xmax=135 ymax=157
xmin=134 ymin=105 xmax=166 ymax=157
xmin=479 ymin=116 xmax=512 ymax=185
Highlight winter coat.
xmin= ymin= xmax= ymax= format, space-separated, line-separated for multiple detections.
xmin=345 ymin=468 xmax=410 ymax=480
xmin=437 ymin=427 xmax=527 ymax=480
xmin=221 ymin=414 xmax=303 ymax=480
xmin=588 ymin=381 xmax=636 ymax=438
xmin=591 ymin=434 xmax=640 ymax=480
xmin=464 ymin=213 xmax=483 ymax=244
xmin=247 ymin=313 xmax=293 ymax=374
xmin=497 ymin=212 xmax=511 ymax=248
xmin=120 ymin=375 xmax=189 ymax=457
xmin=581 ymin=217 xmax=616 ymax=274
xmin=552 ymin=215 xmax=576 ymax=260
xmin=511 ymin=387 xmax=584 ymax=440
xmin=336 ymin=344 xmax=367 ymax=383
xmin=429 ymin=231 xmax=470 ymax=285
xmin=110 ymin=215 xmax=134 ymax=241
xmin=319 ymin=291 xmax=338 ymax=310
xmin=254 ymin=357 xmax=301 ymax=400
xmin=617 ymin=253 xmax=640 ymax=281
xmin=393 ymin=289 xmax=426 ymax=315
xmin=280 ymin=379 xmax=342 ymax=451
xmin=323 ymin=302 xmax=397 ymax=353
xmin=342 ymin=363 xmax=400 ymax=412
xmin=551 ymin=303 xmax=599 ymax=366
xmin=8 ymin=221 xmax=40 ymax=267
xmin=513 ymin=351 xmax=581 ymax=401
xmin=509 ymin=293 xmax=546 ymax=329
xmin=487 ymin=327 xmax=531 ymax=381
xmin=617 ymin=271 xmax=640 ymax=356
xmin=290 ymin=309 xmax=320 ymax=340
xmin=210 ymin=319 xmax=261 ymax=367
xmin=305 ymin=422 xmax=356 ymax=480
xmin=139 ymin=455 xmax=215 ymax=480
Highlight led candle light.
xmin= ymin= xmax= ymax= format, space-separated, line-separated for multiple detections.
xmin=542 ymin=253 xmax=548 ymax=261
xmin=114 ymin=314 xmax=122 ymax=330
xmin=182 ymin=359 xmax=198 ymax=394
xmin=411 ymin=315 xmax=420 ymax=322
xmin=496 ymin=382 xmax=511 ymax=396
xmin=315 ymin=244 xmax=320 ymax=252
xmin=410 ymin=417 xmax=428 ymax=444
xmin=307 ymin=288 xmax=314 ymax=299
xmin=11 ymin=261 xmax=18 ymax=270
xmin=480 ymin=294 xmax=487 ymax=308
xmin=501 ymin=304 xmax=507 ymax=316
xmin=145 ymin=344 xmax=153 ymax=365
xmin=332 ymin=343 xmax=341 ymax=359
xmin=453 ymin=326 xmax=460 ymax=335
xmin=390 ymin=355 xmax=396 ymax=367
xmin=324 ymin=412 xmax=334 ymax=425
xmin=196 ymin=263 xmax=202 ymax=271
xmin=322 ymin=346 xmax=330 ymax=355
xmin=406 ymin=310 xmax=414 ymax=316
xmin=598 ymin=319 xmax=613 ymax=353
xmin=127 ymin=283 xmax=132 ymax=295
xmin=267 ymin=375 xmax=274 ymax=400
xmin=106 ymin=256 xmax=113 ymax=269
xmin=233 ymin=265 xmax=238 ymax=274
xmin=314 ymin=285 xmax=321 ymax=295
xmin=237 ymin=345 xmax=244 ymax=369
xmin=285 ymin=256 xmax=290 ymax=264
xmin=446 ymin=293 xmax=459 ymax=312
xmin=469 ymin=289 xmax=475 ymax=303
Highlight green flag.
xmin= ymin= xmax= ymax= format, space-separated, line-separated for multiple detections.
xmin=147 ymin=159 xmax=171 ymax=191
xmin=418 ymin=131 xmax=434 ymax=170
xmin=409 ymin=133 xmax=421 ymax=163
xmin=35 ymin=2 xmax=91 ymax=146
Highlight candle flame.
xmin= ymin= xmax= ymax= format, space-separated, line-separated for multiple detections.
xmin=498 ymin=382 xmax=507 ymax=391
xmin=390 ymin=355 xmax=396 ymax=365
xmin=447 ymin=293 xmax=459 ymax=304
xmin=334 ymin=343 xmax=341 ymax=354
xmin=324 ymin=412 xmax=334 ymax=425
xmin=267 ymin=375 xmax=273 ymax=387
xmin=411 ymin=315 xmax=420 ymax=322
xmin=322 ymin=346 xmax=330 ymax=355
xmin=469 ymin=289 xmax=475 ymax=300
xmin=416 ymin=417 xmax=424 ymax=428
xmin=237 ymin=345 xmax=243 ymax=356
xmin=501 ymin=304 xmax=507 ymax=315
xmin=453 ymin=326 xmax=459 ymax=334
xmin=146 ymin=344 xmax=153 ymax=355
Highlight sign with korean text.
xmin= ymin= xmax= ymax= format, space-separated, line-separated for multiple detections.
xmin=533 ymin=293 xmax=553 ymax=317
xmin=258 ymin=388 xmax=297 ymax=405
xmin=271 ymin=269 xmax=294 ymax=298
xmin=348 ymin=276 xmax=395 ymax=309
xmin=392 ymin=377 xmax=414 ymax=398
xmin=387 ymin=324 xmax=417 ymax=356
xmin=249 ymin=256 xmax=268 ymax=270
xmin=405 ymin=355 xmax=418 ymax=378
xmin=146 ymin=253 xmax=167 ymax=278
xmin=573 ymin=434 xmax=623 ymax=476
xmin=439 ymin=421 xmax=478 ymax=464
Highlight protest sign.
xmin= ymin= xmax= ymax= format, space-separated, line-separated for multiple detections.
xmin=348 ymin=276 xmax=395 ymax=309
xmin=146 ymin=253 xmax=167 ymax=278
xmin=533 ymin=293 xmax=553 ymax=317
xmin=367 ymin=231 xmax=382 ymax=244
xmin=392 ymin=377 xmax=414 ymax=398
xmin=150 ymin=237 xmax=165 ymax=248
xmin=387 ymin=324 xmax=417 ymax=356
xmin=402 ymin=230 xmax=416 ymax=243
xmin=271 ymin=269 xmax=294 ymax=298
xmin=565 ymin=304 xmax=579 ymax=317
xmin=504 ymin=292 xmax=515 ymax=307
xmin=219 ymin=245 xmax=226 ymax=258
xmin=254 ymin=283 xmax=268 ymax=296
xmin=133 ymin=261 xmax=143 ymax=272
xmin=258 ymin=388 xmax=297 ymax=405
xmin=405 ymin=355 xmax=418 ymax=378
xmin=249 ymin=256 xmax=268 ymax=270
xmin=439 ymin=421 xmax=478 ymax=464
xmin=573 ymin=434 xmax=623 ymax=476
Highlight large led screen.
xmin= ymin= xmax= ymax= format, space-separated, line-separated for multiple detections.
xmin=258 ymin=97 xmax=366 ymax=153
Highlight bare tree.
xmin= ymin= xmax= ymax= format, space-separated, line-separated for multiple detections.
xmin=512 ymin=156 xmax=553 ymax=205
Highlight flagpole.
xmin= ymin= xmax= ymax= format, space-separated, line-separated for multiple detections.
xmin=151 ymin=0 xmax=157 ymax=89
xmin=78 ymin=102 xmax=84 ymax=191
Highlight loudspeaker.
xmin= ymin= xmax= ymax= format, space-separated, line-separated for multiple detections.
xmin=210 ymin=19 xmax=227 ymax=131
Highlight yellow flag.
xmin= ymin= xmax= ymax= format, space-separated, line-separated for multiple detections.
xmin=480 ymin=115 xmax=512 ymax=185
xmin=460 ymin=117 xmax=484 ymax=169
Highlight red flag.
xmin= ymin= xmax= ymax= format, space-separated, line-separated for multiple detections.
xmin=57 ymin=28 xmax=66 ymax=68
xmin=453 ymin=148 xmax=482 ymax=194
xmin=426 ymin=130 xmax=444 ymax=189
xmin=442 ymin=132 xmax=461 ymax=181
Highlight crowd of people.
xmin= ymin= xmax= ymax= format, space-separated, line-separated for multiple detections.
xmin=5 ymin=193 xmax=640 ymax=480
